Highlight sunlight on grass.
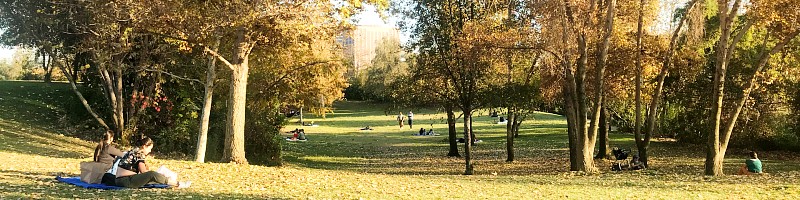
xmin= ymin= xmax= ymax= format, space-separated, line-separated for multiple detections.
xmin=302 ymin=156 xmax=370 ymax=164
xmin=2 ymin=82 xmax=800 ymax=199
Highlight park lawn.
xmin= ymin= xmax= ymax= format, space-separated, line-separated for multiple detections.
xmin=1 ymin=81 xmax=800 ymax=199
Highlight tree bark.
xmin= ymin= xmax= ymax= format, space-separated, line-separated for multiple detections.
xmin=446 ymin=105 xmax=460 ymax=157
xmin=560 ymin=20 xmax=580 ymax=172
xmin=587 ymin=0 xmax=616 ymax=144
xmin=195 ymin=39 xmax=219 ymax=163
xmin=513 ymin=117 xmax=522 ymax=138
xmin=506 ymin=108 xmax=515 ymax=162
xmin=595 ymin=105 xmax=611 ymax=159
xmin=463 ymin=109 xmax=474 ymax=175
xmin=115 ymin=68 xmax=124 ymax=140
xmin=222 ymin=29 xmax=251 ymax=164
xmin=633 ymin=0 xmax=645 ymax=164
xmin=42 ymin=51 xmax=53 ymax=83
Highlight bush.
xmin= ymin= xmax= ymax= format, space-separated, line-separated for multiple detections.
xmin=245 ymin=106 xmax=286 ymax=166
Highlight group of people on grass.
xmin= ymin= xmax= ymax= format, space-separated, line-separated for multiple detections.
xmin=397 ymin=111 xmax=413 ymax=129
xmin=87 ymin=131 xmax=188 ymax=188
xmin=415 ymin=128 xmax=436 ymax=136
xmin=286 ymin=128 xmax=307 ymax=141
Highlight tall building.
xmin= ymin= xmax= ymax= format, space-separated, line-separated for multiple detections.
xmin=339 ymin=25 xmax=400 ymax=76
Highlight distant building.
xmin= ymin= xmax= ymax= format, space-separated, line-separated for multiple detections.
xmin=338 ymin=25 xmax=400 ymax=76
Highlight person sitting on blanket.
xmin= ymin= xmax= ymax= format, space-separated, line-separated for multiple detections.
xmin=93 ymin=131 xmax=125 ymax=167
xmin=297 ymin=129 xmax=306 ymax=140
xmin=418 ymin=128 xmax=425 ymax=135
xmin=107 ymin=137 xmax=185 ymax=188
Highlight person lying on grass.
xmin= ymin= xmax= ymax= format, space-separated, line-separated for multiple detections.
xmin=737 ymin=151 xmax=763 ymax=175
xmin=103 ymin=137 xmax=188 ymax=188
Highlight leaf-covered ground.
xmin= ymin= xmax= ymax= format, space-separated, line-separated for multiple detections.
xmin=1 ymin=81 xmax=800 ymax=199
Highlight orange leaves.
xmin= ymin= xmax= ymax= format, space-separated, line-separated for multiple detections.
xmin=751 ymin=0 xmax=800 ymax=38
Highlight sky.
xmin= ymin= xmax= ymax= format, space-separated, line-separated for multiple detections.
xmin=350 ymin=5 xmax=411 ymax=45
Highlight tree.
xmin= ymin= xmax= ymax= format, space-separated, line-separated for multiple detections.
xmin=633 ymin=0 xmax=702 ymax=168
xmin=0 ymin=0 xmax=61 ymax=82
xmin=135 ymin=0 xmax=388 ymax=164
xmin=363 ymin=37 xmax=408 ymax=101
xmin=536 ymin=0 xmax=617 ymax=173
xmin=706 ymin=0 xmax=800 ymax=176
xmin=404 ymin=0 xmax=515 ymax=174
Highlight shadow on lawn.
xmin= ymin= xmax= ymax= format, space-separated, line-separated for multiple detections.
xmin=0 ymin=120 xmax=93 ymax=159
xmin=282 ymin=131 xmax=583 ymax=175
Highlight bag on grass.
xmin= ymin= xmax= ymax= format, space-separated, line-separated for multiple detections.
xmin=79 ymin=162 xmax=109 ymax=184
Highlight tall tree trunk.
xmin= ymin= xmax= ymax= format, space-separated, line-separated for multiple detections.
xmin=115 ymin=68 xmax=124 ymax=140
xmin=222 ymin=29 xmax=251 ymax=164
xmin=195 ymin=40 xmax=219 ymax=163
xmin=595 ymin=105 xmax=611 ymax=159
xmin=559 ymin=5 xmax=579 ymax=171
xmin=100 ymin=67 xmax=124 ymax=141
xmin=707 ymin=0 xmax=743 ymax=176
xmin=587 ymin=0 xmax=616 ymax=143
xmin=42 ymin=52 xmax=53 ymax=83
xmin=446 ymin=105 xmax=460 ymax=157
xmin=513 ymin=118 xmax=521 ymax=138
xmin=463 ymin=109 xmax=474 ymax=175
xmin=299 ymin=106 xmax=304 ymax=124
xmin=506 ymin=108 xmax=515 ymax=162
xmin=57 ymin=61 xmax=110 ymax=131
xmin=639 ymin=0 xmax=699 ymax=168
xmin=633 ymin=0 xmax=645 ymax=163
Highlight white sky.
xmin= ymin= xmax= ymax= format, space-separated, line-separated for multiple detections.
xmin=0 ymin=47 xmax=14 ymax=61
xmin=352 ymin=5 xmax=411 ymax=45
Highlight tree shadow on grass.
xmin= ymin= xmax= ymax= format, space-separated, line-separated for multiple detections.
xmin=282 ymin=131 xmax=583 ymax=176
xmin=0 ymin=122 xmax=93 ymax=159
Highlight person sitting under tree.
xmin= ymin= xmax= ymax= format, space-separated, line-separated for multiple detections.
xmin=628 ymin=154 xmax=645 ymax=170
xmin=738 ymin=151 xmax=763 ymax=175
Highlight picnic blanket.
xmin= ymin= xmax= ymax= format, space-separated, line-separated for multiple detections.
xmin=56 ymin=176 xmax=170 ymax=190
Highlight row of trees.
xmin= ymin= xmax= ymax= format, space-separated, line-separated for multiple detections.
xmin=0 ymin=48 xmax=63 ymax=81
xmin=385 ymin=0 xmax=799 ymax=175
xmin=0 ymin=0 xmax=388 ymax=165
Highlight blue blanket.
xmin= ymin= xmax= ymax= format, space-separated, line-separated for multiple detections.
xmin=56 ymin=176 xmax=170 ymax=190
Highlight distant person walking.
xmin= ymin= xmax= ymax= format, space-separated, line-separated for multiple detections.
xmin=407 ymin=111 xmax=414 ymax=129
xmin=397 ymin=112 xmax=405 ymax=129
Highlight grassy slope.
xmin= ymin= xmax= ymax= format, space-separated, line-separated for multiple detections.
xmin=1 ymin=81 xmax=799 ymax=199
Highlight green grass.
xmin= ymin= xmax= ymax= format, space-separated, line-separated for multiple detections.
xmin=1 ymin=81 xmax=800 ymax=199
